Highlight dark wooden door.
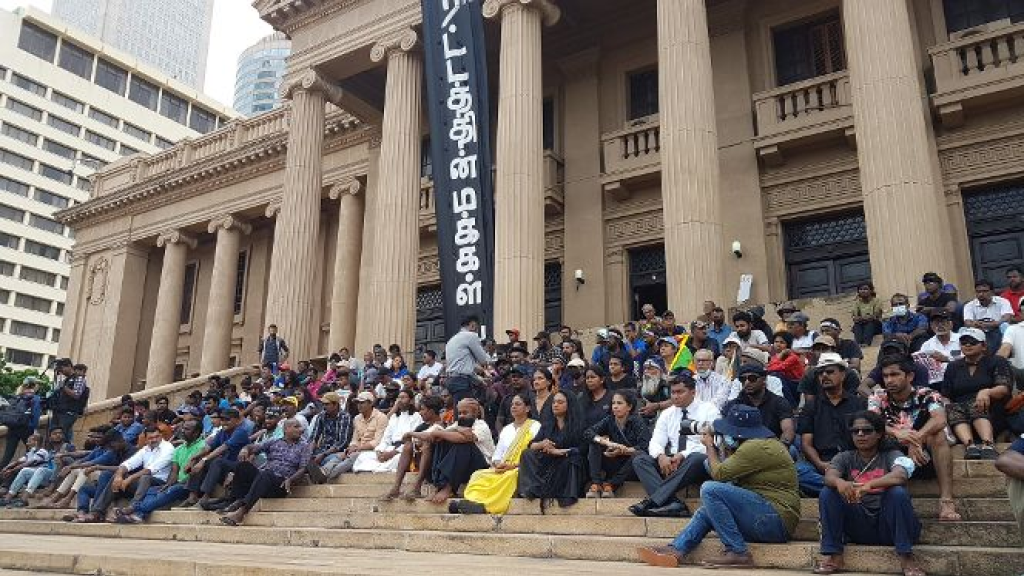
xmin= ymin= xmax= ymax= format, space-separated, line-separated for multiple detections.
xmin=784 ymin=212 xmax=870 ymax=298
xmin=964 ymin=184 xmax=1024 ymax=291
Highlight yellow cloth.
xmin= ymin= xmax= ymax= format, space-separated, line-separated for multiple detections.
xmin=462 ymin=419 xmax=537 ymax=515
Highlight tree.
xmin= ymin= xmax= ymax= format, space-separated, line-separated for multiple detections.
xmin=0 ymin=358 xmax=51 ymax=397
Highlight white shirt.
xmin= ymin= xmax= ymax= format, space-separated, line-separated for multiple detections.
xmin=417 ymin=362 xmax=443 ymax=381
xmin=1002 ymin=324 xmax=1024 ymax=370
xmin=963 ymin=296 xmax=1013 ymax=323
xmin=919 ymin=333 xmax=962 ymax=383
xmin=471 ymin=419 xmax=496 ymax=461
xmin=491 ymin=420 xmax=541 ymax=464
xmin=791 ymin=330 xmax=819 ymax=351
xmin=727 ymin=375 xmax=785 ymax=401
xmin=733 ymin=330 xmax=769 ymax=350
xmin=693 ymin=371 xmax=731 ymax=410
xmin=375 ymin=412 xmax=424 ymax=453
xmin=121 ymin=440 xmax=175 ymax=482
xmin=648 ymin=400 xmax=721 ymax=459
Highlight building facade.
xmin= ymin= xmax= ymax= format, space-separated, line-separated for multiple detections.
xmin=56 ymin=0 xmax=1024 ymax=400
xmin=51 ymin=0 xmax=215 ymax=89
xmin=234 ymin=32 xmax=291 ymax=117
xmin=0 ymin=8 xmax=235 ymax=369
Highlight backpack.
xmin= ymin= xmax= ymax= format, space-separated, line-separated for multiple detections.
xmin=0 ymin=395 xmax=33 ymax=428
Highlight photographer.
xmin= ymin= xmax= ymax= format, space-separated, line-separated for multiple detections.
xmin=637 ymin=405 xmax=800 ymax=569
xmin=49 ymin=358 xmax=88 ymax=443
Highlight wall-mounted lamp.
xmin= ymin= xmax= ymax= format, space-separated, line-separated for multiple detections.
xmin=731 ymin=240 xmax=743 ymax=258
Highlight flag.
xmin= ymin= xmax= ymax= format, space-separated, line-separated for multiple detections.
xmin=669 ymin=335 xmax=695 ymax=372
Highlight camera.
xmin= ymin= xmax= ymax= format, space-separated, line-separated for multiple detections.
xmin=678 ymin=418 xmax=715 ymax=436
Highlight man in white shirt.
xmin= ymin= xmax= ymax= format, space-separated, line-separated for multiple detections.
xmin=919 ymin=310 xmax=961 ymax=385
xmin=730 ymin=311 xmax=771 ymax=353
xmin=999 ymin=322 xmax=1024 ymax=389
xmin=963 ymin=278 xmax=1013 ymax=353
xmin=416 ymin=349 xmax=444 ymax=389
xmin=91 ymin=428 xmax=174 ymax=519
xmin=629 ymin=374 xmax=721 ymax=518
xmin=692 ymin=349 xmax=730 ymax=410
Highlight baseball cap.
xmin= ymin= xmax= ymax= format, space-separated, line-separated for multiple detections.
xmin=385 ymin=379 xmax=401 ymax=389
xmin=776 ymin=301 xmax=797 ymax=313
xmin=922 ymin=272 xmax=943 ymax=284
xmin=321 ymin=391 xmax=342 ymax=404
xmin=596 ymin=328 xmax=610 ymax=341
xmin=532 ymin=331 xmax=549 ymax=341
xmin=958 ymin=327 xmax=986 ymax=344
xmin=815 ymin=352 xmax=848 ymax=370
xmin=356 ymin=391 xmax=376 ymax=403
xmin=812 ymin=335 xmax=837 ymax=349
xmin=550 ymin=355 xmax=566 ymax=366
xmin=819 ymin=319 xmax=841 ymax=331
xmin=738 ymin=364 xmax=767 ymax=378
xmin=643 ymin=358 xmax=663 ymax=370
xmin=505 ymin=328 xmax=520 ymax=339
xmin=740 ymin=348 xmax=770 ymax=366
xmin=786 ymin=311 xmax=810 ymax=324
xmin=722 ymin=334 xmax=743 ymax=348
xmin=221 ymin=408 xmax=242 ymax=420
xmin=280 ymin=396 xmax=299 ymax=407
xmin=567 ymin=358 xmax=586 ymax=368
xmin=929 ymin=309 xmax=951 ymax=320
xmin=690 ymin=320 xmax=708 ymax=330
xmin=657 ymin=336 xmax=679 ymax=348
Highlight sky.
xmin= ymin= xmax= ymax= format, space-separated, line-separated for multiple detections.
xmin=0 ymin=0 xmax=274 ymax=109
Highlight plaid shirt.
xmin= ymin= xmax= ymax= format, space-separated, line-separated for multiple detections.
xmin=252 ymin=438 xmax=312 ymax=479
xmin=308 ymin=412 xmax=353 ymax=455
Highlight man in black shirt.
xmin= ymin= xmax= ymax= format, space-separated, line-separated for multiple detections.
xmin=722 ymin=365 xmax=794 ymax=445
xmin=818 ymin=318 xmax=863 ymax=373
xmin=917 ymin=272 xmax=958 ymax=319
xmin=796 ymin=353 xmax=867 ymax=495
xmin=940 ymin=327 xmax=1013 ymax=460
xmin=798 ymin=337 xmax=870 ymax=401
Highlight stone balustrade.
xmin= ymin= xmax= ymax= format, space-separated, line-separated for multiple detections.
xmin=601 ymin=117 xmax=662 ymax=179
xmin=752 ymin=71 xmax=853 ymax=165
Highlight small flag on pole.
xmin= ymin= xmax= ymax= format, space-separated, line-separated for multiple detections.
xmin=669 ymin=334 xmax=695 ymax=372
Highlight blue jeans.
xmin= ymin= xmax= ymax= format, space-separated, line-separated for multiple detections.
xmin=819 ymin=486 xmax=920 ymax=555
xmin=671 ymin=481 xmax=790 ymax=555
xmin=8 ymin=466 xmax=53 ymax=495
xmin=796 ymin=461 xmax=824 ymax=496
xmin=134 ymin=484 xmax=189 ymax=518
xmin=77 ymin=471 xmax=113 ymax=513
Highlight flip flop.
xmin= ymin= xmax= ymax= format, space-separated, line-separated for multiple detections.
xmin=219 ymin=516 xmax=239 ymax=527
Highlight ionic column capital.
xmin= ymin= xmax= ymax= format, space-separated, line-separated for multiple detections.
xmin=280 ymin=69 xmax=344 ymax=106
xmin=370 ymin=28 xmax=420 ymax=63
xmin=156 ymin=230 xmax=197 ymax=249
xmin=483 ymin=0 xmax=561 ymax=26
xmin=328 ymin=176 xmax=365 ymax=201
xmin=265 ymin=202 xmax=282 ymax=219
xmin=207 ymin=215 xmax=253 ymax=236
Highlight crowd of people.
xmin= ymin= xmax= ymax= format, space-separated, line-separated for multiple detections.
xmin=2 ymin=270 xmax=1024 ymax=574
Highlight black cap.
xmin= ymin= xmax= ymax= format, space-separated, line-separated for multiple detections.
xmin=922 ymin=272 xmax=943 ymax=284
xmin=928 ymin=309 xmax=951 ymax=320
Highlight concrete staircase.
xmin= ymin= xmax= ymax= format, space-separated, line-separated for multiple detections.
xmin=0 ymin=452 xmax=1019 ymax=576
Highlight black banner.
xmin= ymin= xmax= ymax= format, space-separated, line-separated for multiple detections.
xmin=420 ymin=0 xmax=495 ymax=340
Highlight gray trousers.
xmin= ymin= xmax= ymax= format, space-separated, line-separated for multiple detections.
xmin=632 ymin=452 xmax=709 ymax=507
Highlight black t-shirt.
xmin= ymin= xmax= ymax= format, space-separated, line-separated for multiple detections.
xmin=940 ymin=355 xmax=1014 ymax=403
xmin=798 ymin=393 xmax=867 ymax=461
xmin=723 ymin=391 xmax=793 ymax=438
xmin=799 ymin=370 xmax=861 ymax=397
xmin=606 ymin=374 xmax=636 ymax=392
xmin=836 ymin=339 xmax=863 ymax=361
xmin=918 ymin=292 xmax=957 ymax=313
xmin=577 ymin=389 xmax=613 ymax=429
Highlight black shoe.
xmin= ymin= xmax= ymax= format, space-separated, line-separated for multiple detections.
xmin=221 ymin=500 xmax=245 ymax=514
xmin=628 ymin=498 xmax=655 ymax=517
xmin=964 ymin=444 xmax=982 ymax=460
xmin=450 ymin=499 xmax=487 ymax=515
xmin=200 ymin=498 xmax=228 ymax=511
xmin=646 ymin=500 xmax=690 ymax=518
xmin=307 ymin=463 xmax=327 ymax=484
xmin=980 ymin=444 xmax=1000 ymax=460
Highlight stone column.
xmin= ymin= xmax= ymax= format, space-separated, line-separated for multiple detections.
xmin=368 ymin=29 xmax=422 ymax=352
xmin=327 ymin=177 xmax=365 ymax=352
xmin=264 ymin=70 xmax=343 ymax=361
xmin=657 ymin=0 xmax=726 ymax=321
xmin=146 ymin=231 xmax=196 ymax=388
xmin=200 ymin=215 xmax=251 ymax=374
xmin=484 ymin=0 xmax=561 ymax=339
xmin=844 ymin=0 xmax=951 ymax=295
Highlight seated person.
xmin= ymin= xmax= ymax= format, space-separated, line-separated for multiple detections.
xmin=0 ymin=432 xmax=50 ymax=506
xmin=940 ymin=327 xmax=1013 ymax=460
xmin=797 ymin=354 xmax=867 ymax=496
xmin=112 ymin=407 xmax=144 ymax=446
xmin=962 ymin=278 xmax=1013 ymax=354
xmin=727 ymin=348 xmax=787 ymax=400
xmin=638 ymin=360 xmax=671 ymax=427
xmin=637 ymin=405 xmax=800 ymax=569
xmin=629 ymin=374 xmax=721 ymax=518
xmin=85 ymin=428 xmax=173 ymax=521
xmin=692 ymin=349 xmax=730 ymax=410
xmin=517 ymin=390 xmax=586 ymax=508
xmin=815 ymin=411 xmax=923 ymax=576
xmin=583 ymin=390 xmax=650 ymax=498
xmin=3 ymin=427 xmax=71 ymax=505
xmin=113 ymin=420 xmax=205 ymax=523
xmin=454 ymin=393 xmax=541 ymax=514
xmin=426 ymin=398 xmax=494 ymax=504
xmin=219 ymin=418 xmax=311 ymax=526
xmin=352 ymin=389 xmax=422 ymax=473
xmin=723 ymin=365 xmax=795 ymax=447
xmin=180 ymin=408 xmax=251 ymax=509
xmin=767 ymin=331 xmax=805 ymax=384
xmin=995 ymin=434 xmax=1024 ymax=539
xmin=39 ymin=428 xmax=130 ymax=510
xmin=578 ymin=366 xmax=613 ymax=430
xmin=883 ymin=294 xmax=930 ymax=353
xmin=918 ymin=310 xmax=961 ymax=385
xmin=800 ymin=337 xmax=871 ymax=402
xmin=819 ymin=318 xmax=863 ymax=373
xmin=785 ymin=311 xmax=819 ymax=352
xmin=606 ymin=356 xmax=636 ymax=392
xmin=861 ymin=339 xmax=931 ymax=394
xmin=304 ymin=391 xmax=353 ymax=483
xmin=869 ymin=356 xmax=960 ymax=521
xmin=314 ymin=391 xmax=388 ymax=479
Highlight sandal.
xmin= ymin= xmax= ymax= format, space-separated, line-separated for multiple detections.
xmin=901 ymin=554 xmax=926 ymax=576
xmin=813 ymin=556 xmax=845 ymax=574
xmin=938 ymin=498 xmax=961 ymax=522
xmin=219 ymin=516 xmax=239 ymax=527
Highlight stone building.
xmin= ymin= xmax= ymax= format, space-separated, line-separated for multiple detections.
xmin=56 ymin=0 xmax=1024 ymax=400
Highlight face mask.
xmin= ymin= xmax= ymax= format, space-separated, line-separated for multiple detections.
xmin=891 ymin=305 xmax=908 ymax=317
xmin=457 ymin=417 xmax=476 ymax=428
xmin=697 ymin=369 xmax=711 ymax=378
xmin=722 ymin=435 xmax=740 ymax=450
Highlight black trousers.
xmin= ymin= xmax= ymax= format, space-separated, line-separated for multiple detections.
xmin=228 ymin=461 xmax=287 ymax=507
xmin=199 ymin=458 xmax=240 ymax=496
xmin=632 ymin=452 xmax=709 ymax=507
xmin=586 ymin=447 xmax=637 ymax=488
xmin=0 ymin=426 xmax=30 ymax=470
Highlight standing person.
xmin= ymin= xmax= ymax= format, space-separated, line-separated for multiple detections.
xmin=962 ymin=278 xmax=1014 ymax=353
xmin=444 ymin=316 xmax=490 ymax=403
xmin=852 ymin=282 xmax=885 ymax=346
xmin=815 ymin=411 xmax=924 ymax=576
xmin=49 ymin=359 xmax=88 ymax=443
xmin=0 ymin=378 xmax=42 ymax=469
xmin=995 ymin=433 xmax=1024 ymax=540
xmin=257 ymin=324 xmax=289 ymax=371
xmin=707 ymin=306 xmax=732 ymax=349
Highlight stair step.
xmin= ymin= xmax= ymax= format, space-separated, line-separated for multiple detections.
xmin=0 ymin=520 xmax=1017 ymax=575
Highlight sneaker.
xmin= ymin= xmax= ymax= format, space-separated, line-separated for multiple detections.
xmin=964 ymin=444 xmax=982 ymax=460
xmin=980 ymin=444 xmax=1000 ymax=460
xmin=628 ymin=498 xmax=654 ymax=517
xmin=637 ymin=545 xmax=688 ymax=568
xmin=702 ymin=550 xmax=754 ymax=568
xmin=601 ymin=483 xmax=615 ymax=498
xmin=585 ymin=484 xmax=601 ymax=499
xmin=306 ymin=462 xmax=327 ymax=484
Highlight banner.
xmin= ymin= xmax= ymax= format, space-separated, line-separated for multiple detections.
xmin=420 ymin=0 xmax=495 ymax=340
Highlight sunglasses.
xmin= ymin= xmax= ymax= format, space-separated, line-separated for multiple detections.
xmin=960 ymin=339 xmax=982 ymax=346
xmin=819 ymin=367 xmax=840 ymax=375
xmin=849 ymin=426 xmax=876 ymax=436
xmin=740 ymin=374 xmax=761 ymax=382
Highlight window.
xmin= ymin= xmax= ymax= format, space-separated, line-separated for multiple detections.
xmin=6 ymin=348 xmax=43 ymax=367
xmin=43 ymin=140 xmax=76 ymax=161
xmin=5 ymin=99 xmax=43 ymax=122
xmin=0 ymin=261 xmax=14 ymax=276
xmin=88 ymin=108 xmax=118 ymax=128
xmin=19 ymin=266 xmax=56 ymax=287
xmin=234 ymin=250 xmax=248 ymax=316
xmin=12 ymin=74 xmax=46 ymax=97
xmin=18 ymin=23 xmax=57 ymax=62
xmin=79 ymin=154 xmax=103 ymax=170
xmin=39 ymin=164 xmax=73 ymax=185
xmin=155 ymin=136 xmax=174 ymax=150
xmin=254 ymin=81 xmax=276 ymax=91
xmin=189 ymin=107 xmax=216 ymax=134
xmin=0 ymin=65 xmax=7 ymax=80
xmin=420 ymin=138 xmax=432 ymax=179
xmin=119 ymin=144 xmax=139 ymax=156
xmin=85 ymin=130 xmax=116 ymax=151
xmin=76 ymin=177 xmax=92 ymax=192
xmin=122 ymin=123 xmax=151 ymax=142
xmin=128 ymin=76 xmax=159 ymax=110
xmin=0 ymin=205 xmax=24 ymax=224
xmin=944 ymin=0 xmax=1024 ymax=33
xmin=24 ymin=240 xmax=60 ymax=260
xmin=28 ymin=214 xmax=64 ymax=235
xmin=180 ymin=262 xmax=198 ymax=325
xmin=10 ymin=320 xmax=49 ymax=340
xmin=51 ymin=328 xmax=60 ymax=343
xmin=34 ymin=189 xmax=68 ymax=209
xmin=542 ymin=97 xmax=556 ymax=151
xmin=14 ymin=294 xmax=52 ymax=313
xmin=0 ymin=177 xmax=29 ymax=197
xmin=628 ymin=69 xmax=659 ymax=120
xmin=0 ymin=233 xmax=20 ymax=250
xmin=773 ymin=11 xmax=846 ymax=86
xmin=56 ymin=302 xmax=64 ymax=316
xmin=2 ymin=124 xmax=39 ymax=146
xmin=58 ymin=41 xmax=93 ymax=79
xmin=160 ymin=92 xmax=188 ymax=124
xmin=47 ymin=115 xmax=81 ymax=137
xmin=59 ymin=276 xmax=68 ymax=290
xmin=51 ymin=92 xmax=84 ymax=113
xmin=0 ymin=150 xmax=33 ymax=171
xmin=95 ymin=58 xmax=128 ymax=95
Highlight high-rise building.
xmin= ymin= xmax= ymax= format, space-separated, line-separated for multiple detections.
xmin=0 ymin=7 xmax=235 ymax=369
xmin=233 ymin=32 xmax=290 ymax=117
xmin=51 ymin=0 xmax=214 ymax=89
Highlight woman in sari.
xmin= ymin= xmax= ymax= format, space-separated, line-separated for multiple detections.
xmin=453 ymin=394 xmax=540 ymax=514
xmin=517 ymin=389 xmax=586 ymax=507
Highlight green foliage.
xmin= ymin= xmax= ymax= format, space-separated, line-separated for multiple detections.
xmin=0 ymin=358 xmax=51 ymax=397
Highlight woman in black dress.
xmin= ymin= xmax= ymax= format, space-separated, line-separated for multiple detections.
xmin=578 ymin=365 xmax=612 ymax=429
xmin=583 ymin=390 xmax=651 ymax=498
xmin=517 ymin=389 xmax=586 ymax=507
xmin=529 ymin=368 xmax=555 ymax=422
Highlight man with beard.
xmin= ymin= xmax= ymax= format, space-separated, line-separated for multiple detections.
xmin=495 ymin=366 xmax=531 ymax=431
xmin=722 ymin=365 xmax=794 ymax=445
xmin=638 ymin=360 xmax=671 ymax=427
xmin=730 ymin=312 xmax=771 ymax=353
xmin=558 ymin=325 xmax=586 ymax=360
xmin=799 ymin=336 xmax=872 ymax=401
xmin=1002 ymin=266 xmax=1024 ymax=322
xmin=692 ymin=349 xmax=730 ymax=410
xmin=564 ymin=358 xmax=587 ymax=394
xmin=305 ymin=392 xmax=353 ymax=483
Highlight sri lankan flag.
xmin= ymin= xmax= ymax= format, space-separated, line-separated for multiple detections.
xmin=669 ymin=334 xmax=695 ymax=372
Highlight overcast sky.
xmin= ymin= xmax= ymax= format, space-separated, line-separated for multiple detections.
xmin=0 ymin=0 xmax=274 ymax=109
